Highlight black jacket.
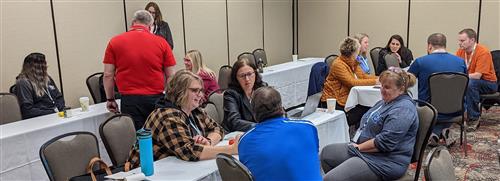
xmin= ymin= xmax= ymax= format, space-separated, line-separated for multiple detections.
xmin=154 ymin=21 xmax=174 ymax=49
xmin=376 ymin=48 xmax=414 ymax=75
xmin=15 ymin=77 xmax=65 ymax=119
xmin=222 ymin=89 xmax=256 ymax=132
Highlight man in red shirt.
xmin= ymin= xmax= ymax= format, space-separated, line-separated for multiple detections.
xmin=103 ymin=10 xmax=176 ymax=129
xmin=456 ymin=28 xmax=497 ymax=131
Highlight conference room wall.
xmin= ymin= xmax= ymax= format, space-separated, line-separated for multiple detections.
xmin=228 ymin=0 xmax=263 ymax=65
xmin=479 ymin=0 xmax=500 ymax=50
xmin=349 ymin=0 xmax=408 ymax=75
xmin=409 ymin=0 xmax=479 ymax=57
xmin=124 ymin=0 xmax=186 ymax=72
xmin=264 ymin=0 xmax=293 ymax=65
xmin=298 ymin=0 xmax=348 ymax=58
xmin=0 ymin=1 xmax=60 ymax=94
xmin=53 ymin=0 xmax=126 ymax=107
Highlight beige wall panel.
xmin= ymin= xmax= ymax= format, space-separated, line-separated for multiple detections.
xmin=54 ymin=0 xmax=125 ymax=107
xmin=184 ymin=0 xmax=228 ymax=72
xmin=350 ymin=0 xmax=408 ymax=49
xmin=125 ymin=0 xmax=185 ymax=71
xmin=479 ymin=0 xmax=500 ymax=50
xmin=228 ymin=0 xmax=263 ymax=65
xmin=264 ymin=0 xmax=292 ymax=65
xmin=409 ymin=0 xmax=479 ymax=57
xmin=299 ymin=0 xmax=348 ymax=58
xmin=1 ymin=1 xmax=59 ymax=92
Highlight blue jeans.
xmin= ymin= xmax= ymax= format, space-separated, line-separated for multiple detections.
xmin=465 ymin=79 xmax=497 ymax=119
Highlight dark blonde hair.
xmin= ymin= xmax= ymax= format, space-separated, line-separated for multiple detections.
xmin=17 ymin=53 xmax=49 ymax=97
xmin=379 ymin=67 xmax=416 ymax=93
xmin=186 ymin=50 xmax=215 ymax=76
xmin=339 ymin=37 xmax=360 ymax=58
xmin=165 ymin=70 xmax=203 ymax=107
xmin=353 ymin=33 xmax=369 ymax=57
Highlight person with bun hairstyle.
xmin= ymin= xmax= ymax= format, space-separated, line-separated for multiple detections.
xmin=321 ymin=67 xmax=418 ymax=181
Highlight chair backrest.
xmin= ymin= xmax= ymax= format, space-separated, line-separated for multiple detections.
xmin=370 ymin=47 xmax=382 ymax=71
xmin=9 ymin=84 xmax=16 ymax=94
xmin=428 ymin=72 xmax=468 ymax=114
xmin=324 ymin=54 xmax=338 ymax=68
xmin=0 ymin=93 xmax=22 ymax=125
xmin=410 ymin=99 xmax=438 ymax=181
xmin=384 ymin=53 xmax=400 ymax=68
xmin=204 ymin=102 xmax=221 ymax=124
xmin=238 ymin=52 xmax=257 ymax=67
xmin=424 ymin=146 xmax=455 ymax=181
xmin=86 ymin=72 xmax=104 ymax=104
xmin=252 ymin=48 xmax=267 ymax=66
xmin=99 ymin=114 xmax=136 ymax=167
xmin=216 ymin=153 xmax=253 ymax=181
xmin=218 ymin=65 xmax=232 ymax=90
xmin=40 ymin=132 xmax=100 ymax=181
xmin=490 ymin=50 xmax=500 ymax=90
xmin=208 ymin=91 xmax=225 ymax=124
xmin=307 ymin=62 xmax=329 ymax=97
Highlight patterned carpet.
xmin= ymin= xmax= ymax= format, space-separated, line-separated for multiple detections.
xmin=440 ymin=107 xmax=500 ymax=181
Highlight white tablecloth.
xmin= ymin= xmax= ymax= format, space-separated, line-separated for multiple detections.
xmin=344 ymin=85 xmax=418 ymax=112
xmin=262 ymin=58 xmax=323 ymax=108
xmin=118 ymin=110 xmax=349 ymax=181
xmin=0 ymin=102 xmax=114 ymax=180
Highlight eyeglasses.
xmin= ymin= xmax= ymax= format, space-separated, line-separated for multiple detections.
xmin=237 ymin=71 xmax=255 ymax=79
xmin=188 ymin=87 xmax=204 ymax=94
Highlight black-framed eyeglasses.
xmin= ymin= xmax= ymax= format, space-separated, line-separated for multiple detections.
xmin=237 ymin=71 xmax=255 ymax=79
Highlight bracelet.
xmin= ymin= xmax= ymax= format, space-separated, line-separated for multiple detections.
xmin=107 ymin=98 xmax=115 ymax=102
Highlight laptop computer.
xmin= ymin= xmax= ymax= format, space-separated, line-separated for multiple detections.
xmin=289 ymin=92 xmax=322 ymax=119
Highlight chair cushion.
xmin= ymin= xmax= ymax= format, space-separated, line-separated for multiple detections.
xmin=480 ymin=92 xmax=500 ymax=99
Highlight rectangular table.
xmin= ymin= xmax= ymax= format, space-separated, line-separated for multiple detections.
xmin=0 ymin=102 xmax=113 ymax=180
xmin=344 ymin=85 xmax=418 ymax=112
xmin=262 ymin=58 xmax=323 ymax=108
xmin=119 ymin=110 xmax=349 ymax=181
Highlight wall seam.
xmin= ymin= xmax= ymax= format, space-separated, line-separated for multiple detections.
xmin=49 ymin=0 xmax=64 ymax=97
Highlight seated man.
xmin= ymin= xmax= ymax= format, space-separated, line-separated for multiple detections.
xmin=456 ymin=28 xmax=497 ymax=131
xmin=408 ymin=33 xmax=467 ymax=146
xmin=238 ymin=87 xmax=322 ymax=181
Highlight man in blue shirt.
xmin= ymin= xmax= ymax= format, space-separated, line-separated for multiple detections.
xmin=408 ymin=33 xmax=467 ymax=145
xmin=238 ymin=87 xmax=322 ymax=181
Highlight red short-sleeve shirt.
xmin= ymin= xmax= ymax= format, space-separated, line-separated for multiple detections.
xmin=103 ymin=25 xmax=176 ymax=95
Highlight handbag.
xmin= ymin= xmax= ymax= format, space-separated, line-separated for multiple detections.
xmin=69 ymin=157 xmax=129 ymax=181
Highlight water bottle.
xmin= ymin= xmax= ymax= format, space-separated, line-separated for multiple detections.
xmin=137 ymin=129 xmax=154 ymax=176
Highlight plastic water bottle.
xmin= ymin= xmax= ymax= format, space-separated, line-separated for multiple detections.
xmin=137 ymin=129 xmax=154 ymax=176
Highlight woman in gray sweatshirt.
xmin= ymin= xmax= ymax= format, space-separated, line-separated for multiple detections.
xmin=321 ymin=67 xmax=418 ymax=181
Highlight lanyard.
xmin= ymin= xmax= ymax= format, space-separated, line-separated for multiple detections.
xmin=188 ymin=116 xmax=202 ymax=136
xmin=464 ymin=43 xmax=477 ymax=68
xmin=43 ymin=85 xmax=58 ymax=112
xmin=352 ymin=104 xmax=383 ymax=142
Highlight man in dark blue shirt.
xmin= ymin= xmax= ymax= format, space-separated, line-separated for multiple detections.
xmin=238 ymin=87 xmax=322 ymax=181
xmin=408 ymin=33 xmax=467 ymax=143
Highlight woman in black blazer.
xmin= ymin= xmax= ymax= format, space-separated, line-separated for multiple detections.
xmin=376 ymin=34 xmax=413 ymax=75
xmin=145 ymin=2 xmax=174 ymax=49
xmin=223 ymin=57 xmax=266 ymax=132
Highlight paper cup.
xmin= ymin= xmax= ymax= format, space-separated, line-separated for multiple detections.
xmin=327 ymin=98 xmax=336 ymax=113
xmin=79 ymin=97 xmax=90 ymax=112
xmin=292 ymin=54 xmax=298 ymax=62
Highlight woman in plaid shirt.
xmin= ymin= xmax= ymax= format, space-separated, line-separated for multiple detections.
xmin=128 ymin=70 xmax=239 ymax=166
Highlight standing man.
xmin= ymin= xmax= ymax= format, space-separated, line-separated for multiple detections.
xmin=103 ymin=10 xmax=176 ymax=130
xmin=238 ymin=87 xmax=322 ymax=180
xmin=408 ymin=33 xmax=467 ymax=145
xmin=456 ymin=28 xmax=497 ymax=131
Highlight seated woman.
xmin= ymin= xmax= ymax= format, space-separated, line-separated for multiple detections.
xmin=353 ymin=33 xmax=371 ymax=74
xmin=15 ymin=53 xmax=65 ymax=119
xmin=223 ymin=57 xmax=266 ymax=132
xmin=376 ymin=34 xmax=414 ymax=75
xmin=184 ymin=50 xmax=219 ymax=103
xmin=320 ymin=68 xmax=418 ymax=181
xmin=128 ymin=70 xmax=238 ymax=164
xmin=321 ymin=37 xmax=378 ymax=127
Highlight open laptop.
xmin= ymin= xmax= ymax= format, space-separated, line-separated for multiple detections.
xmin=289 ymin=92 xmax=322 ymax=119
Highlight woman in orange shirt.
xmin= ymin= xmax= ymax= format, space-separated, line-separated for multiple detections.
xmin=321 ymin=37 xmax=378 ymax=127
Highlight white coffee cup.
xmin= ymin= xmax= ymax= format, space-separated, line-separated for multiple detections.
xmin=79 ymin=97 xmax=90 ymax=112
xmin=327 ymin=98 xmax=336 ymax=113
xmin=292 ymin=54 xmax=298 ymax=62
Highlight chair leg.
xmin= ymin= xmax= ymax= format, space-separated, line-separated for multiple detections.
xmin=464 ymin=129 xmax=468 ymax=157
xmin=459 ymin=124 xmax=463 ymax=145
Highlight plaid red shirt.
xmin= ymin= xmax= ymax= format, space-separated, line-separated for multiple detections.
xmin=128 ymin=106 xmax=224 ymax=167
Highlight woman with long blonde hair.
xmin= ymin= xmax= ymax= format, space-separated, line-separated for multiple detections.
xmin=184 ymin=50 xmax=219 ymax=102
xmin=15 ymin=52 xmax=65 ymax=119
